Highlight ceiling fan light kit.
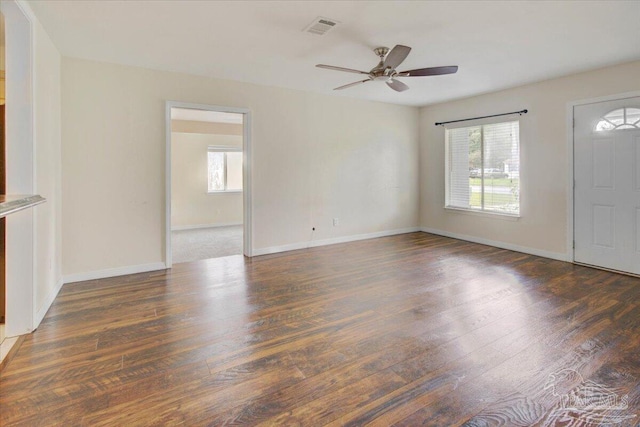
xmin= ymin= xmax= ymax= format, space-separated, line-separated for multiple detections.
xmin=316 ymin=44 xmax=458 ymax=92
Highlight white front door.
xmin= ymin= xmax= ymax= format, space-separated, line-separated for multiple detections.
xmin=574 ymin=96 xmax=640 ymax=275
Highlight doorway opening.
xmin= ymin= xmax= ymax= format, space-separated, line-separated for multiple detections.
xmin=1 ymin=0 xmax=35 ymax=341
xmin=165 ymin=103 xmax=251 ymax=267
xmin=570 ymin=93 xmax=640 ymax=276
xmin=0 ymin=10 xmax=6 ymax=344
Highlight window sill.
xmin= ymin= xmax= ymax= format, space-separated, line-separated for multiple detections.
xmin=207 ymin=190 xmax=243 ymax=195
xmin=444 ymin=206 xmax=520 ymax=221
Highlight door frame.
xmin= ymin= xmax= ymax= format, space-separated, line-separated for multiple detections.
xmin=165 ymin=101 xmax=252 ymax=268
xmin=1 ymin=0 xmax=36 ymax=337
xmin=566 ymin=90 xmax=640 ymax=263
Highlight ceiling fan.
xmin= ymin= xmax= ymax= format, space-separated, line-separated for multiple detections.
xmin=316 ymin=45 xmax=458 ymax=92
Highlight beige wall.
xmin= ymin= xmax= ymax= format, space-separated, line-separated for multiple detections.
xmin=420 ymin=60 xmax=640 ymax=258
xmin=171 ymin=132 xmax=243 ymax=228
xmin=33 ymin=16 xmax=62 ymax=315
xmin=171 ymin=120 xmax=242 ymax=135
xmin=62 ymin=58 xmax=419 ymax=276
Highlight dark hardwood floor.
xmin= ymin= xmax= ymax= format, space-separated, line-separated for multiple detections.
xmin=1 ymin=232 xmax=639 ymax=426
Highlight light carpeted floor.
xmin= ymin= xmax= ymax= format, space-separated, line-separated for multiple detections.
xmin=171 ymin=225 xmax=243 ymax=264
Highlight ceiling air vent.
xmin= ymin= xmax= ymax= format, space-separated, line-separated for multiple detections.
xmin=304 ymin=17 xmax=339 ymax=36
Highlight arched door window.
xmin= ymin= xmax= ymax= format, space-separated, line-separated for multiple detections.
xmin=594 ymin=107 xmax=640 ymax=131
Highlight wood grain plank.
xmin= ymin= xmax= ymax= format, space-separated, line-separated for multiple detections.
xmin=1 ymin=232 xmax=639 ymax=426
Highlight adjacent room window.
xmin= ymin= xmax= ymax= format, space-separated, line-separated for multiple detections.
xmin=207 ymin=147 xmax=243 ymax=192
xmin=446 ymin=121 xmax=520 ymax=215
xmin=594 ymin=107 xmax=640 ymax=131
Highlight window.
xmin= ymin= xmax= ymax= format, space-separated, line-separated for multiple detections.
xmin=446 ymin=121 xmax=520 ymax=215
xmin=595 ymin=108 xmax=640 ymax=131
xmin=207 ymin=147 xmax=242 ymax=192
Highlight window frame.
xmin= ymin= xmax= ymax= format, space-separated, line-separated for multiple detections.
xmin=444 ymin=120 xmax=521 ymax=218
xmin=207 ymin=146 xmax=243 ymax=194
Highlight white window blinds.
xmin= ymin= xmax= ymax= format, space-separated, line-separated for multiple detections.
xmin=446 ymin=121 xmax=520 ymax=215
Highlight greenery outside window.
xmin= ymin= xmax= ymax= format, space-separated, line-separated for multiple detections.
xmin=208 ymin=147 xmax=242 ymax=193
xmin=446 ymin=121 xmax=520 ymax=215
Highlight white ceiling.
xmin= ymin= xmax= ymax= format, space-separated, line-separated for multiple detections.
xmin=28 ymin=1 xmax=640 ymax=107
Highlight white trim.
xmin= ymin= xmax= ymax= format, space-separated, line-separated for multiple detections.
xmin=565 ymin=90 xmax=640 ymax=264
xmin=207 ymin=190 xmax=242 ymax=195
xmin=18 ymin=0 xmax=40 ymax=337
xmin=33 ymin=278 xmax=63 ymax=329
xmin=208 ymin=146 xmax=241 ymax=152
xmin=568 ymin=91 xmax=640 ymax=109
xmin=444 ymin=206 xmax=520 ymax=220
xmin=0 ymin=336 xmax=20 ymax=364
xmin=63 ymin=262 xmax=167 ymax=285
xmin=165 ymin=103 xmax=172 ymax=267
xmin=171 ymin=222 xmax=242 ymax=231
xmin=566 ymin=102 xmax=575 ymax=262
xmin=252 ymin=227 xmax=420 ymax=256
xmin=166 ymin=101 xmax=253 ymax=267
xmin=2 ymin=0 xmax=36 ymax=337
xmin=420 ymin=227 xmax=570 ymax=262
xmin=242 ymin=111 xmax=253 ymax=257
xmin=16 ymin=0 xmax=39 ymax=331
xmin=15 ymin=0 xmax=37 ymax=21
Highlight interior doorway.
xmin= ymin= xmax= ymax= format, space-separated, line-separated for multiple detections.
xmin=573 ymin=95 xmax=640 ymax=275
xmin=1 ymin=0 xmax=36 ymax=339
xmin=165 ymin=102 xmax=252 ymax=267
xmin=0 ymin=10 xmax=5 ymax=341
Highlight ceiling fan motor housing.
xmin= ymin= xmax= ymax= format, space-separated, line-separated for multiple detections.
xmin=371 ymin=47 xmax=398 ymax=80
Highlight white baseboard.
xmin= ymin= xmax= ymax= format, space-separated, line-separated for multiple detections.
xmin=252 ymin=227 xmax=421 ymax=256
xmin=420 ymin=227 xmax=571 ymax=262
xmin=171 ymin=222 xmax=242 ymax=231
xmin=0 ymin=335 xmax=20 ymax=365
xmin=63 ymin=262 xmax=168 ymax=284
xmin=33 ymin=277 xmax=64 ymax=329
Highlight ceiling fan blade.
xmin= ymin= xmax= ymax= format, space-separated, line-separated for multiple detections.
xmin=386 ymin=79 xmax=409 ymax=92
xmin=334 ymin=79 xmax=371 ymax=90
xmin=398 ymin=66 xmax=458 ymax=77
xmin=383 ymin=45 xmax=411 ymax=69
xmin=316 ymin=64 xmax=370 ymax=75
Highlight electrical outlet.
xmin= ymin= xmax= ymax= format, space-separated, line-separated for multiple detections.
xmin=333 ymin=218 xmax=339 ymax=226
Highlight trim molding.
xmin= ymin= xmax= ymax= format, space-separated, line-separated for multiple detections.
xmin=15 ymin=0 xmax=37 ymax=21
xmin=565 ymin=90 xmax=640 ymax=266
xmin=171 ymin=222 xmax=242 ymax=231
xmin=33 ymin=277 xmax=63 ymax=329
xmin=63 ymin=262 xmax=167 ymax=285
xmin=2 ymin=0 xmax=36 ymax=337
xmin=0 ymin=335 xmax=25 ymax=372
xmin=252 ymin=227 xmax=420 ymax=256
xmin=165 ymin=101 xmax=253 ymax=266
xmin=420 ymin=227 xmax=570 ymax=262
